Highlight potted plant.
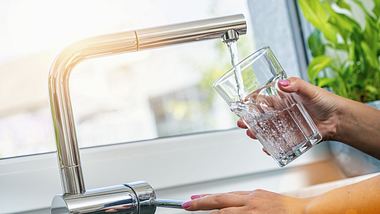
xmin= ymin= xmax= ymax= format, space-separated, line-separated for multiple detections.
xmin=299 ymin=0 xmax=380 ymax=176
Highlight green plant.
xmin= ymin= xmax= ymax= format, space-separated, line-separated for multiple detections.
xmin=299 ymin=0 xmax=380 ymax=102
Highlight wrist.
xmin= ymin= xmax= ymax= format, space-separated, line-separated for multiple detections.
xmin=328 ymin=94 xmax=349 ymax=142
xmin=334 ymin=96 xmax=358 ymax=143
xmin=301 ymin=197 xmax=316 ymax=214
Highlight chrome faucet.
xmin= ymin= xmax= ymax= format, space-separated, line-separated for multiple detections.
xmin=49 ymin=14 xmax=247 ymax=213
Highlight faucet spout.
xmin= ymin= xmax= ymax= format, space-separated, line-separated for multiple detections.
xmin=49 ymin=14 xmax=247 ymax=196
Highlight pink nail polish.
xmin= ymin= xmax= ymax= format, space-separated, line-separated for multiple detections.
xmin=191 ymin=195 xmax=201 ymax=200
xmin=278 ymin=79 xmax=290 ymax=87
xmin=191 ymin=194 xmax=208 ymax=200
xmin=182 ymin=201 xmax=192 ymax=209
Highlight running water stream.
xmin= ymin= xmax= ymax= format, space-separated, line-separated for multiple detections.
xmin=226 ymin=40 xmax=244 ymax=101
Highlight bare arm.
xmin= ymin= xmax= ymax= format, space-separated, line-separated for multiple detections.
xmin=306 ymin=175 xmax=380 ymax=214
xmin=335 ymin=98 xmax=380 ymax=158
xmin=184 ymin=175 xmax=380 ymax=214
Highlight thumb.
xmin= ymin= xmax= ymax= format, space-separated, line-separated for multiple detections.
xmin=278 ymin=77 xmax=318 ymax=100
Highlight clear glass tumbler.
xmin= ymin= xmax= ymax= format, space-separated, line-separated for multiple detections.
xmin=213 ymin=47 xmax=322 ymax=166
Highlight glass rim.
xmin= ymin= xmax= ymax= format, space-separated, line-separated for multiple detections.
xmin=213 ymin=46 xmax=271 ymax=88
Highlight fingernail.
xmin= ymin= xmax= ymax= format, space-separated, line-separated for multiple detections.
xmin=191 ymin=195 xmax=202 ymax=200
xmin=191 ymin=194 xmax=207 ymax=200
xmin=278 ymin=79 xmax=290 ymax=87
xmin=182 ymin=201 xmax=192 ymax=209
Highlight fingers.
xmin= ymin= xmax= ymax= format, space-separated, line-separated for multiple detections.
xmin=183 ymin=193 xmax=247 ymax=211
xmin=190 ymin=191 xmax=251 ymax=203
xmin=278 ymin=77 xmax=318 ymax=100
xmin=191 ymin=194 xmax=209 ymax=200
xmin=191 ymin=191 xmax=251 ymax=200
xmin=237 ymin=120 xmax=257 ymax=140
xmin=227 ymin=191 xmax=252 ymax=195
xmin=237 ymin=119 xmax=247 ymax=129
xmin=262 ymin=148 xmax=270 ymax=156
xmin=246 ymin=129 xmax=256 ymax=139
xmin=211 ymin=206 xmax=247 ymax=214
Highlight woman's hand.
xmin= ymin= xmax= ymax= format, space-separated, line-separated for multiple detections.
xmin=183 ymin=176 xmax=380 ymax=214
xmin=238 ymin=77 xmax=343 ymax=144
xmin=182 ymin=189 xmax=310 ymax=214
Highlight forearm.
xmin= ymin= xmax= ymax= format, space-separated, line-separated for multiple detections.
xmin=305 ymin=175 xmax=380 ymax=214
xmin=334 ymin=97 xmax=380 ymax=159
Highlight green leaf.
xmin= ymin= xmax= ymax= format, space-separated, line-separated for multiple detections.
xmin=308 ymin=29 xmax=325 ymax=57
xmin=298 ymin=0 xmax=328 ymax=26
xmin=374 ymin=0 xmax=380 ymax=17
xmin=362 ymin=14 xmax=379 ymax=51
xmin=323 ymin=2 xmax=360 ymax=41
xmin=336 ymin=0 xmax=351 ymax=11
xmin=317 ymin=77 xmax=336 ymax=88
xmin=326 ymin=43 xmax=347 ymax=50
xmin=308 ymin=55 xmax=333 ymax=82
xmin=298 ymin=0 xmax=338 ymax=44
xmin=361 ymin=41 xmax=380 ymax=69
xmin=365 ymin=85 xmax=379 ymax=94
xmin=335 ymin=73 xmax=349 ymax=98
xmin=348 ymin=42 xmax=356 ymax=62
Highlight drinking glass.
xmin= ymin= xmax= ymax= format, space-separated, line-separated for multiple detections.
xmin=213 ymin=47 xmax=322 ymax=166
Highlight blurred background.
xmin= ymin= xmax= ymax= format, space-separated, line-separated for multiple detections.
xmin=0 ymin=0 xmax=250 ymax=158
xmin=0 ymin=0 xmax=304 ymax=158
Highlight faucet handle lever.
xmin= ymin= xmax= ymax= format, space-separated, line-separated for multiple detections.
xmin=150 ymin=199 xmax=185 ymax=209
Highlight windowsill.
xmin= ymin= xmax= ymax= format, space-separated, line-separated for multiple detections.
xmin=17 ymin=158 xmax=345 ymax=214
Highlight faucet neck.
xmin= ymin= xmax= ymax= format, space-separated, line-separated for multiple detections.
xmin=49 ymin=31 xmax=139 ymax=194
xmin=49 ymin=14 xmax=247 ymax=195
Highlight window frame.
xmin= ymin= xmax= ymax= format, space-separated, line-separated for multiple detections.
xmin=285 ymin=0 xmax=310 ymax=80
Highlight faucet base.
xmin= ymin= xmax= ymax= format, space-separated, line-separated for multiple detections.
xmin=51 ymin=181 xmax=156 ymax=214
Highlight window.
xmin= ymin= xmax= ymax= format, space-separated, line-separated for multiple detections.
xmin=0 ymin=0 xmax=307 ymax=159
xmin=0 ymin=0 xmax=255 ymax=158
